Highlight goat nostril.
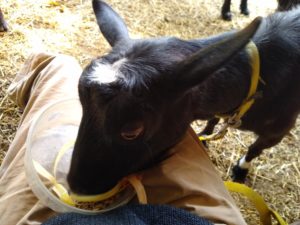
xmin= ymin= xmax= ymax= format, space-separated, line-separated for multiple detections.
xmin=120 ymin=121 xmax=144 ymax=140
xmin=121 ymin=133 xmax=139 ymax=140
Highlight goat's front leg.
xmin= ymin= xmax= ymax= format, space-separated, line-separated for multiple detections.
xmin=232 ymin=135 xmax=284 ymax=183
xmin=200 ymin=118 xmax=220 ymax=136
xmin=197 ymin=118 xmax=220 ymax=147
xmin=240 ymin=0 xmax=249 ymax=16
xmin=0 ymin=8 xmax=8 ymax=32
xmin=221 ymin=0 xmax=232 ymax=21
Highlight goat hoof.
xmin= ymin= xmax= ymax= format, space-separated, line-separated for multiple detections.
xmin=197 ymin=132 xmax=208 ymax=148
xmin=0 ymin=22 xmax=8 ymax=32
xmin=231 ymin=164 xmax=248 ymax=183
xmin=240 ymin=8 xmax=250 ymax=16
xmin=221 ymin=12 xmax=232 ymax=21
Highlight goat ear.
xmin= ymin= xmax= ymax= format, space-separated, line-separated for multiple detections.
xmin=92 ymin=0 xmax=130 ymax=47
xmin=174 ymin=17 xmax=262 ymax=90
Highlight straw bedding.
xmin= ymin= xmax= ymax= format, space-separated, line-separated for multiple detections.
xmin=0 ymin=0 xmax=299 ymax=224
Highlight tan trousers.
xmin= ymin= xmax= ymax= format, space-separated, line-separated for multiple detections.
xmin=0 ymin=53 xmax=246 ymax=225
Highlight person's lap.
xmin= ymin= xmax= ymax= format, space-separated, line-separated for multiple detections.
xmin=0 ymin=52 xmax=246 ymax=225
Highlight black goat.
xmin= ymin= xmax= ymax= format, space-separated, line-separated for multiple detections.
xmin=68 ymin=0 xmax=300 ymax=195
xmin=277 ymin=0 xmax=300 ymax=11
xmin=0 ymin=8 xmax=8 ymax=32
xmin=221 ymin=0 xmax=300 ymax=21
xmin=221 ymin=0 xmax=249 ymax=21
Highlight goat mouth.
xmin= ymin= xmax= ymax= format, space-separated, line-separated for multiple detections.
xmin=69 ymin=181 xmax=125 ymax=203
xmin=68 ymin=178 xmax=121 ymax=196
xmin=69 ymin=174 xmax=145 ymax=203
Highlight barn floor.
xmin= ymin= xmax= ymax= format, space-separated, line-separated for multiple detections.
xmin=0 ymin=0 xmax=299 ymax=224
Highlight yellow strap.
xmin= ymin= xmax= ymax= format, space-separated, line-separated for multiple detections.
xmin=70 ymin=182 xmax=125 ymax=203
xmin=53 ymin=139 xmax=75 ymax=176
xmin=236 ymin=40 xmax=260 ymax=119
xmin=126 ymin=175 xmax=147 ymax=204
xmin=53 ymin=140 xmax=129 ymax=203
xmin=224 ymin=181 xmax=288 ymax=225
xmin=199 ymin=41 xmax=261 ymax=142
xmin=33 ymin=160 xmax=76 ymax=206
xmin=198 ymin=125 xmax=228 ymax=141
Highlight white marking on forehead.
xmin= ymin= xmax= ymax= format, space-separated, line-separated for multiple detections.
xmin=89 ymin=58 xmax=127 ymax=84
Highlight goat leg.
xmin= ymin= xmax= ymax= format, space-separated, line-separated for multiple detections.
xmin=221 ymin=0 xmax=232 ymax=21
xmin=199 ymin=117 xmax=220 ymax=136
xmin=240 ymin=0 xmax=249 ymax=16
xmin=232 ymin=135 xmax=284 ymax=183
xmin=277 ymin=0 xmax=300 ymax=11
xmin=197 ymin=117 xmax=220 ymax=147
xmin=0 ymin=8 xmax=8 ymax=32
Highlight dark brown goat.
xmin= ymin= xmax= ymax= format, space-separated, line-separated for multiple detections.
xmin=0 ymin=8 xmax=8 ymax=32
xmin=67 ymin=0 xmax=300 ymax=195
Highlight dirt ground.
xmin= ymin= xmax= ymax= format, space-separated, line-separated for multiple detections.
xmin=0 ymin=0 xmax=299 ymax=224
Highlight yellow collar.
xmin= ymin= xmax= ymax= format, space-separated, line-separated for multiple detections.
xmin=232 ymin=40 xmax=261 ymax=124
xmin=199 ymin=41 xmax=261 ymax=141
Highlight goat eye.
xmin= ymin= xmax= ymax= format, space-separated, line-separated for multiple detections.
xmin=120 ymin=121 xmax=144 ymax=140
